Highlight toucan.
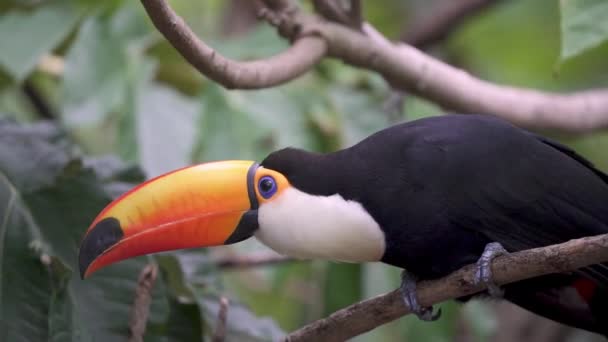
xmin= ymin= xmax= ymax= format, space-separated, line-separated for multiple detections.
xmin=79 ymin=114 xmax=608 ymax=336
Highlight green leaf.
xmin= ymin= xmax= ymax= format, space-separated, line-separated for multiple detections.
xmin=560 ymin=0 xmax=608 ymax=60
xmin=135 ymin=83 xmax=198 ymax=176
xmin=193 ymin=85 xmax=262 ymax=162
xmin=154 ymin=254 xmax=206 ymax=341
xmin=0 ymin=119 xmax=173 ymax=341
xmin=0 ymin=120 xmax=69 ymax=192
xmin=62 ymin=2 xmax=153 ymax=127
xmin=194 ymin=84 xmax=321 ymax=165
xmin=0 ymin=1 xmax=82 ymax=81
xmin=62 ymin=15 xmax=129 ymax=126
xmin=327 ymin=87 xmax=390 ymax=147
xmin=0 ymin=176 xmax=51 ymax=342
xmin=157 ymin=252 xmax=286 ymax=341
xmin=213 ymin=25 xmax=288 ymax=60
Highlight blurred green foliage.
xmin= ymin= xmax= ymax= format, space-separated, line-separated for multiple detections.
xmin=1 ymin=0 xmax=608 ymax=341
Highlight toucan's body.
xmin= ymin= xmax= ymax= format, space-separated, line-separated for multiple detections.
xmin=79 ymin=115 xmax=608 ymax=335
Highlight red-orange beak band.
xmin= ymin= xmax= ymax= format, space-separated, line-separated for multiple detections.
xmin=78 ymin=161 xmax=260 ymax=278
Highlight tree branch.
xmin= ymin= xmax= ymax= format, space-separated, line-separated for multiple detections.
xmin=211 ymin=297 xmax=230 ymax=342
xmin=129 ymin=264 xmax=158 ymax=342
xmin=139 ymin=0 xmax=608 ymax=132
xmin=140 ymin=0 xmax=326 ymax=89
xmin=284 ymin=233 xmax=608 ymax=341
xmin=320 ymin=21 xmax=608 ymax=133
xmin=403 ymin=0 xmax=505 ymax=48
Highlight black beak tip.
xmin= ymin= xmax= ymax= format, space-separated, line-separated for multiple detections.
xmin=78 ymin=217 xmax=124 ymax=279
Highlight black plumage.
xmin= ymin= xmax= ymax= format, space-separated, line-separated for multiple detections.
xmin=262 ymin=114 xmax=608 ymax=335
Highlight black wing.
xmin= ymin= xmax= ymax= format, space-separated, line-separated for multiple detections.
xmin=440 ymin=118 xmax=608 ymax=285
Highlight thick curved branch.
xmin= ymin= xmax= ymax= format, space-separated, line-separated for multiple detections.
xmin=140 ymin=0 xmax=326 ymax=89
xmin=141 ymin=0 xmax=608 ymax=132
xmin=285 ymin=233 xmax=608 ymax=341
xmin=321 ymin=22 xmax=608 ymax=133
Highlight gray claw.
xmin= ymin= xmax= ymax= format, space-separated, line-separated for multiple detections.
xmin=400 ymin=270 xmax=441 ymax=321
xmin=474 ymin=242 xmax=508 ymax=297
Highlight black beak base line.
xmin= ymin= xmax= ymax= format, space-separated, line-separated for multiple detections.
xmin=225 ymin=162 xmax=260 ymax=244
xmin=78 ymin=217 xmax=124 ymax=279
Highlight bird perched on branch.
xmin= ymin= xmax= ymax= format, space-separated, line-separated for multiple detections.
xmin=79 ymin=114 xmax=608 ymax=336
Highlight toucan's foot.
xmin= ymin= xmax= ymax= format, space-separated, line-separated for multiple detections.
xmin=400 ymin=270 xmax=442 ymax=321
xmin=474 ymin=242 xmax=508 ymax=297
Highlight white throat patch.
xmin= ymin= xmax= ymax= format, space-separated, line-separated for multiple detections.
xmin=255 ymin=187 xmax=386 ymax=262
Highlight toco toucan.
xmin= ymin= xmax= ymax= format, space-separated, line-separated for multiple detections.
xmin=79 ymin=115 xmax=608 ymax=336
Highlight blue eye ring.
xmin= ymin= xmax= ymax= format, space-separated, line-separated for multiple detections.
xmin=258 ymin=176 xmax=277 ymax=199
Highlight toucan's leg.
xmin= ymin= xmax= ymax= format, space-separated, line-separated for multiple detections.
xmin=474 ymin=242 xmax=508 ymax=297
xmin=400 ymin=270 xmax=442 ymax=321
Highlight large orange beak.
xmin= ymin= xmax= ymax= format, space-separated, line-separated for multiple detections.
xmin=78 ymin=160 xmax=260 ymax=278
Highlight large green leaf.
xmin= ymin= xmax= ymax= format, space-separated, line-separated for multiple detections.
xmin=0 ymin=119 xmax=171 ymax=341
xmin=193 ymin=85 xmax=262 ymax=162
xmin=448 ymin=0 xmax=608 ymax=89
xmin=62 ymin=2 xmax=153 ymax=127
xmin=158 ymin=252 xmax=286 ymax=341
xmin=560 ymin=0 xmax=608 ymax=60
xmin=62 ymin=14 xmax=129 ymax=126
xmin=0 ymin=119 xmax=285 ymax=341
xmin=0 ymin=1 xmax=82 ymax=82
xmin=194 ymin=82 xmax=325 ymax=165
xmin=135 ymin=83 xmax=198 ymax=176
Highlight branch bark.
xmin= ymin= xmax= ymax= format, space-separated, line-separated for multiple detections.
xmin=139 ymin=0 xmax=608 ymax=133
xmin=140 ymin=0 xmax=326 ymax=89
xmin=211 ymin=297 xmax=230 ymax=342
xmin=284 ymin=233 xmax=608 ymax=341
xmin=315 ymin=20 xmax=608 ymax=133
xmin=129 ymin=264 xmax=158 ymax=342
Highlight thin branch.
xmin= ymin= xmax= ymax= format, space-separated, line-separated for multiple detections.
xmin=387 ymin=0 xmax=503 ymax=116
xmin=284 ymin=233 xmax=608 ymax=341
xmin=321 ymin=21 xmax=608 ymax=133
xmin=403 ymin=0 xmax=505 ymax=48
xmin=212 ymin=297 xmax=230 ymax=342
xmin=215 ymin=253 xmax=296 ymax=269
xmin=141 ymin=0 xmax=608 ymax=132
xmin=140 ymin=0 xmax=326 ymax=89
xmin=129 ymin=264 xmax=159 ymax=342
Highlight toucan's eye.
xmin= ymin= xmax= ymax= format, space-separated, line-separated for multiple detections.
xmin=258 ymin=176 xmax=277 ymax=199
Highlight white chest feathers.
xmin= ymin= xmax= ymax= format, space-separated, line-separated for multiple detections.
xmin=255 ymin=187 xmax=386 ymax=262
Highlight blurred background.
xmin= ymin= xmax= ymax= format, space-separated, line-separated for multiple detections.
xmin=1 ymin=0 xmax=608 ymax=341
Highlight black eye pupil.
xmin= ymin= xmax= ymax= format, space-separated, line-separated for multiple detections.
xmin=261 ymin=179 xmax=273 ymax=192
